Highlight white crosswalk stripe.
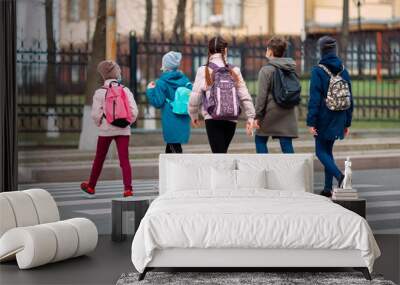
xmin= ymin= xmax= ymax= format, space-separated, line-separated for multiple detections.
xmin=373 ymin=228 xmax=400 ymax=234
xmin=19 ymin=180 xmax=400 ymax=234
xmin=52 ymin=190 xmax=157 ymax=199
xmin=74 ymin=208 xmax=112 ymax=215
xmin=360 ymin=190 xmax=400 ymax=197
xmin=367 ymin=200 xmax=400 ymax=208
xmin=18 ymin=180 xmax=158 ymax=191
xmin=47 ymin=187 xmax=157 ymax=196
xmin=367 ymin=213 xmax=400 ymax=222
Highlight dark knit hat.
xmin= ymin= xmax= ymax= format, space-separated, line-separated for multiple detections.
xmin=318 ymin=36 xmax=337 ymax=56
xmin=97 ymin=60 xmax=121 ymax=80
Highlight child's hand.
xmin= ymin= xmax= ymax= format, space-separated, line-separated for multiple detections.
xmin=191 ymin=119 xmax=201 ymax=128
xmin=253 ymin=119 xmax=260 ymax=129
xmin=246 ymin=119 xmax=254 ymax=136
xmin=147 ymin=81 xmax=156 ymax=89
xmin=344 ymin=128 xmax=350 ymax=137
xmin=309 ymin=127 xmax=318 ymax=136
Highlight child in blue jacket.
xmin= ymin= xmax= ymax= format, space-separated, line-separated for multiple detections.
xmin=307 ymin=36 xmax=354 ymax=197
xmin=146 ymin=51 xmax=192 ymax=153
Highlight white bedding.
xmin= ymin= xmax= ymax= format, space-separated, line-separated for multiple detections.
xmin=131 ymin=190 xmax=380 ymax=273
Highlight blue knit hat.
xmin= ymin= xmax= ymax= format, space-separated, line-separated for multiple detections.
xmin=161 ymin=51 xmax=182 ymax=71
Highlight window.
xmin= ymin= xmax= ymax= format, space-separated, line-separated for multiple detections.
xmin=193 ymin=0 xmax=213 ymax=26
xmin=390 ymin=42 xmax=400 ymax=76
xmin=68 ymin=0 xmax=80 ymax=22
xmin=193 ymin=0 xmax=242 ymax=27
xmin=364 ymin=37 xmax=376 ymax=71
xmin=67 ymin=0 xmax=88 ymax=22
xmin=347 ymin=38 xmax=359 ymax=74
xmin=223 ymin=0 xmax=242 ymax=27
xmin=88 ymin=0 xmax=95 ymax=18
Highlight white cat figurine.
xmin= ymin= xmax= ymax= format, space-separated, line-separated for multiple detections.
xmin=342 ymin=157 xmax=352 ymax=189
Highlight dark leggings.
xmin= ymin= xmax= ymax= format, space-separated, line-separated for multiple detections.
xmin=205 ymin=119 xmax=237 ymax=153
xmin=165 ymin=143 xmax=182 ymax=153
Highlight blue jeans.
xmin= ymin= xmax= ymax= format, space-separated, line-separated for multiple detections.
xmin=255 ymin=135 xmax=294 ymax=154
xmin=315 ymin=138 xmax=342 ymax=190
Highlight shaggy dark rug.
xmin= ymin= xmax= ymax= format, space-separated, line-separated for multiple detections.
xmin=116 ymin=271 xmax=396 ymax=285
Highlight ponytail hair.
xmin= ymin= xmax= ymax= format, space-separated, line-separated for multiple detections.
xmin=205 ymin=36 xmax=239 ymax=87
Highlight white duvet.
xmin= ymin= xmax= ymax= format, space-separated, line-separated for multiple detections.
xmin=131 ymin=190 xmax=380 ymax=273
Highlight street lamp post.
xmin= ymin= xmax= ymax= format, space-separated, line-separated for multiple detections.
xmin=354 ymin=0 xmax=364 ymax=76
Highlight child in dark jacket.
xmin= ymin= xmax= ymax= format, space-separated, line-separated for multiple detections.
xmin=307 ymin=36 xmax=354 ymax=197
xmin=254 ymin=36 xmax=298 ymax=154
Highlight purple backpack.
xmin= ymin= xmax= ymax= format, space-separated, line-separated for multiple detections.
xmin=202 ymin=62 xmax=241 ymax=120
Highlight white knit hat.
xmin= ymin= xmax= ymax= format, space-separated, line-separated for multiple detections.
xmin=161 ymin=51 xmax=182 ymax=71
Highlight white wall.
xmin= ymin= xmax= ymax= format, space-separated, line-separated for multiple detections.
xmin=313 ymin=0 xmax=396 ymax=25
xmin=274 ymin=0 xmax=303 ymax=35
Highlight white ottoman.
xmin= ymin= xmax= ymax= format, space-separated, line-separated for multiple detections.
xmin=0 ymin=189 xmax=98 ymax=269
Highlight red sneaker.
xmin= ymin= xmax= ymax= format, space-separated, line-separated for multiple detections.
xmin=80 ymin=181 xmax=95 ymax=196
xmin=123 ymin=188 xmax=133 ymax=197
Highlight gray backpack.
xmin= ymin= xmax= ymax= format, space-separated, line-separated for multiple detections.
xmin=202 ymin=62 xmax=240 ymax=120
xmin=318 ymin=64 xmax=351 ymax=111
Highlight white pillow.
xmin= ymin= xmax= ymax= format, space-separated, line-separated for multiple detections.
xmin=211 ymin=168 xmax=236 ymax=190
xmin=236 ymin=169 xmax=267 ymax=189
xmin=167 ymin=160 xmax=236 ymax=192
xmin=167 ymin=162 xmax=209 ymax=191
xmin=237 ymin=159 xmax=307 ymax=192
xmin=266 ymin=163 xmax=306 ymax=191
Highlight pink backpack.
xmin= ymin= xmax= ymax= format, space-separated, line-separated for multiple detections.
xmin=103 ymin=81 xmax=133 ymax=128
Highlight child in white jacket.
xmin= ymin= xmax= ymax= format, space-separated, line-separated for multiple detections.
xmin=81 ymin=60 xmax=138 ymax=197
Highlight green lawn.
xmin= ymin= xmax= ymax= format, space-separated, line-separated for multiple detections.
xmin=245 ymin=79 xmax=400 ymax=98
xmin=300 ymin=79 xmax=400 ymax=98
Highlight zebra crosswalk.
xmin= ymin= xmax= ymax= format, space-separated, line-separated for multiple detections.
xmin=19 ymin=179 xmax=400 ymax=235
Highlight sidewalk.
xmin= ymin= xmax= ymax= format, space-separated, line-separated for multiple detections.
xmin=19 ymin=136 xmax=400 ymax=183
xmin=18 ymin=127 xmax=400 ymax=148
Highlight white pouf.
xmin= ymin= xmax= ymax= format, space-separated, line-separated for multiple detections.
xmin=0 ymin=189 xmax=98 ymax=269
xmin=0 ymin=196 xmax=17 ymax=237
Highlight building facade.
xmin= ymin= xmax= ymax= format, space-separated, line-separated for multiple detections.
xmin=57 ymin=0 xmax=400 ymax=46
xmin=58 ymin=0 xmax=304 ymax=46
xmin=306 ymin=0 xmax=400 ymax=34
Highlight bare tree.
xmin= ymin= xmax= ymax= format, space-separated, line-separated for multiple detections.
xmin=84 ymin=0 xmax=106 ymax=105
xmin=45 ymin=0 xmax=56 ymax=107
xmin=173 ymin=0 xmax=187 ymax=43
xmin=341 ymin=0 xmax=349 ymax=63
xmin=45 ymin=0 xmax=59 ymax=137
xmin=143 ymin=0 xmax=152 ymax=81
xmin=79 ymin=0 xmax=107 ymax=150
xmin=143 ymin=0 xmax=156 ymax=129
xmin=144 ymin=0 xmax=153 ymax=41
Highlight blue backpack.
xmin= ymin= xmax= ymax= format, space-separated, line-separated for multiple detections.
xmin=166 ymin=82 xmax=192 ymax=115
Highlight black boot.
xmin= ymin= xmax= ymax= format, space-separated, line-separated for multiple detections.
xmin=320 ymin=189 xmax=332 ymax=198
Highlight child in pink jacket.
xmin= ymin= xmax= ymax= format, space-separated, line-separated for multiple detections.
xmin=189 ymin=36 xmax=255 ymax=153
xmin=81 ymin=60 xmax=138 ymax=197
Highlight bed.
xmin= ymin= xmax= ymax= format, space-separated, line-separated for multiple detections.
xmin=131 ymin=154 xmax=380 ymax=280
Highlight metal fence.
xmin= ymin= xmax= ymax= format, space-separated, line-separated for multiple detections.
xmin=17 ymin=30 xmax=400 ymax=133
xmin=17 ymin=40 xmax=88 ymax=133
